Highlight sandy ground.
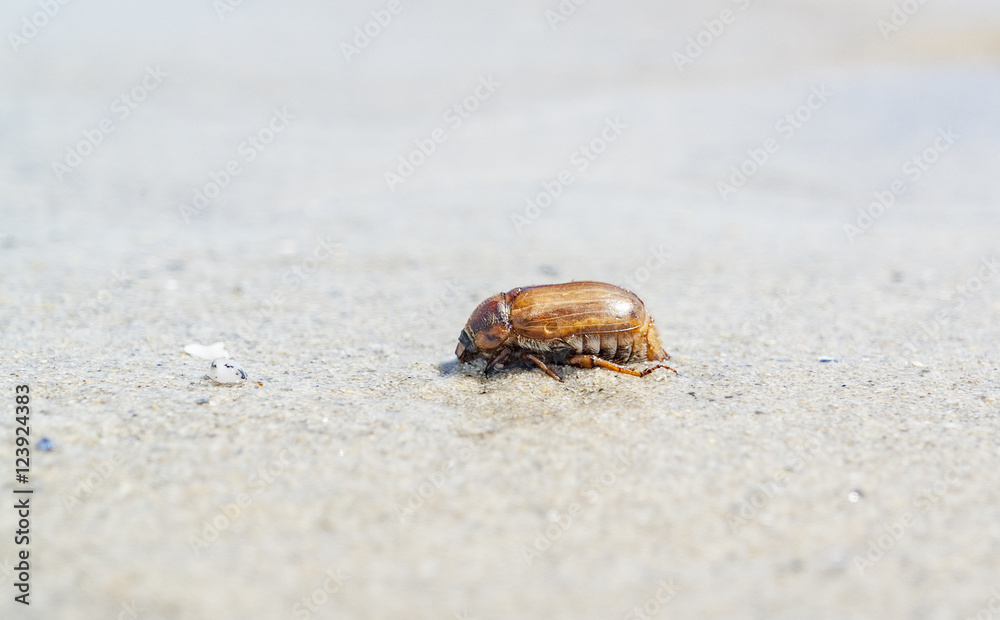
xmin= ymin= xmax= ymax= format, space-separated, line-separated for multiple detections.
xmin=2 ymin=1 xmax=1000 ymax=618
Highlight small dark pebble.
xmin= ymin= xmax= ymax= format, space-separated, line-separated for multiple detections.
xmin=196 ymin=398 xmax=210 ymax=405
xmin=38 ymin=438 xmax=55 ymax=451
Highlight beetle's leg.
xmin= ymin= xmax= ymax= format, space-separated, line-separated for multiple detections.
xmin=566 ymin=355 xmax=676 ymax=378
xmin=638 ymin=364 xmax=678 ymax=377
xmin=485 ymin=349 xmax=511 ymax=375
xmin=567 ymin=354 xmax=640 ymax=376
xmin=523 ymin=353 xmax=562 ymax=382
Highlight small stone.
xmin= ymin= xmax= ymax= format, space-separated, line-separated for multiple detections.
xmin=185 ymin=342 xmax=230 ymax=360
xmin=208 ymin=358 xmax=247 ymax=384
xmin=37 ymin=438 xmax=55 ymax=451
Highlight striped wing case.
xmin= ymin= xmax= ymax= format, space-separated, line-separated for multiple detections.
xmin=509 ymin=281 xmax=646 ymax=341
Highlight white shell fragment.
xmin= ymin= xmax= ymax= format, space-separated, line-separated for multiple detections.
xmin=185 ymin=342 xmax=230 ymax=360
xmin=208 ymin=358 xmax=247 ymax=384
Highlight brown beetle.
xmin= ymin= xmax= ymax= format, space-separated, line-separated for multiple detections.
xmin=455 ymin=281 xmax=676 ymax=381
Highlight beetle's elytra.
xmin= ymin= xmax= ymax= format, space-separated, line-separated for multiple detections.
xmin=455 ymin=281 xmax=676 ymax=381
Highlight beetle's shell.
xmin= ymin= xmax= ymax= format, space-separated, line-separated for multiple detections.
xmin=507 ymin=281 xmax=665 ymax=363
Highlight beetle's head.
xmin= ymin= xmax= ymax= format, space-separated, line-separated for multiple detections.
xmin=456 ymin=292 xmax=512 ymax=362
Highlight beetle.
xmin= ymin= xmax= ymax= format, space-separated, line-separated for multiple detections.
xmin=455 ymin=281 xmax=676 ymax=381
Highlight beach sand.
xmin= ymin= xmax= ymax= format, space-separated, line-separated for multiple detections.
xmin=2 ymin=1 xmax=999 ymax=618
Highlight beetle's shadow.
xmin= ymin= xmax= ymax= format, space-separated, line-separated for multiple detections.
xmin=438 ymin=359 xmax=464 ymax=376
xmin=438 ymin=358 xmax=545 ymax=380
xmin=438 ymin=359 xmax=494 ymax=378
xmin=438 ymin=359 xmax=489 ymax=378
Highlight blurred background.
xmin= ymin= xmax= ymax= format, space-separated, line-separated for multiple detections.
xmin=2 ymin=1 xmax=1000 ymax=619
xmin=3 ymin=0 xmax=999 ymax=357
xmin=0 ymin=0 xmax=1000 ymax=352
xmin=4 ymin=1 xmax=999 ymax=246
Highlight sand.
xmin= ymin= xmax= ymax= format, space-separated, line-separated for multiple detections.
xmin=2 ymin=1 xmax=1000 ymax=618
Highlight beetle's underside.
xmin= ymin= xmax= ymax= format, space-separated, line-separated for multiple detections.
xmin=483 ymin=345 xmax=676 ymax=382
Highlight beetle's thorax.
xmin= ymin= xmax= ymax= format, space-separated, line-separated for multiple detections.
xmin=471 ymin=292 xmax=512 ymax=330
xmin=464 ymin=292 xmax=514 ymax=356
